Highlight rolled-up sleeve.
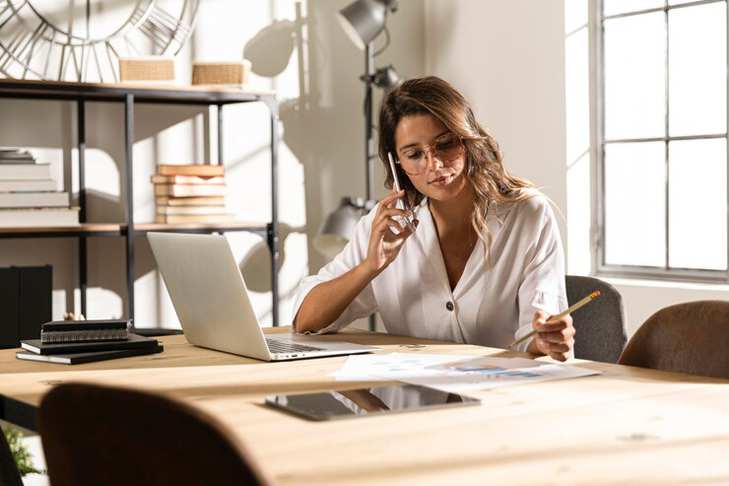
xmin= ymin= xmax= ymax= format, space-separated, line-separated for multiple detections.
xmin=514 ymin=201 xmax=569 ymax=354
xmin=291 ymin=206 xmax=378 ymax=334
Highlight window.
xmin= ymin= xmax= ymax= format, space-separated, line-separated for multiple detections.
xmin=596 ymin=0 xmax=729 ymax=281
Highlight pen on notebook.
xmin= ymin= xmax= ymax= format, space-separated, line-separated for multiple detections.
xmin=387 ymin=151 xmax=417 ymax=233
xmin=508 ymin=290 xmax=601 ymax=349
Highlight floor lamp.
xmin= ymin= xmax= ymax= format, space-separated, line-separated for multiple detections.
xmin=326 ymin=0 xmax=401 ymax=331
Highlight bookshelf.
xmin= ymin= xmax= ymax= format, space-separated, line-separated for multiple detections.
xmin=0 ymin=79 xmax=280 ymax=327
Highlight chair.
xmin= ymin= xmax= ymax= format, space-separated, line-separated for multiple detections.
xmin=619 ymin=300 xmax=729 ymax=379
xmin=38 ymin=383 xmax=269 ymax=486
xmin=566 ymin=275 xmax=627 ymax=363
xmin=0 ymin=426 xmax=23 ymax=486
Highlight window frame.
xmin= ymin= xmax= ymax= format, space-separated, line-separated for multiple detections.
xmin=591 ymin=0 xmax=729 ymax=283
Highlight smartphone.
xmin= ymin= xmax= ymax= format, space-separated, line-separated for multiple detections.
xmin=387 ymin=152 xmax=417 ymax=232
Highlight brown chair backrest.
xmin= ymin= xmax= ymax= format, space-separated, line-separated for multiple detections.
xmin=619 ymin=300 xmax=729 ymax=379
xmin=38 ymin=383 xmax=269 ymax=486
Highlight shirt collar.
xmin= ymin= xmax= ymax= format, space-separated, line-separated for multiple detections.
xmin=413 ymin=196 xmax=512 ymax=234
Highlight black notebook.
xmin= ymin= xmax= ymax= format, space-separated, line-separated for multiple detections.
xmin=20 ymin=333 xmax=159 ymax=355
xmin=16 ymin=344 xmax=164 ymax=365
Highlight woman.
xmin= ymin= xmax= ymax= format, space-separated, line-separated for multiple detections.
xmin=293 ymin=76 xmax=574 ymax=361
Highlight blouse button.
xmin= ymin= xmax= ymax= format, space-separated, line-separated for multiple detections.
xmin=446 ymin=301 xmax=454 ymax=311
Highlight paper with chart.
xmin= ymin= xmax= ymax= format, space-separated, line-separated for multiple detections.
xmin=330 ymin=353 xmax=600 ymax=394
xmin=404 ymin=356 xmax=600 ymax=393
xmin=330 ymin=353 xmax=480 ymax=381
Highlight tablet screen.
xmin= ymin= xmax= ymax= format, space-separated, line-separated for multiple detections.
xmin=264 ymin=384 xmax=480 ymax=421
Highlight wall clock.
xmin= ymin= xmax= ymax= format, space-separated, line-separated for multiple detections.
xmin=0 ymin=0 xmax=199 ymax=82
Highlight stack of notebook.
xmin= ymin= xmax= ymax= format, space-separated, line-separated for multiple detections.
xmin=16 ymin=320 xmax=163 ymax=364
xmin=0 ymin=147 xmax=79 ymax=227
xmin=152 ymin=164 xmax=231 ymax=223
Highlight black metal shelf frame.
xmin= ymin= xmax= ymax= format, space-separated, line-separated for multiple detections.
xmin=0 ymin=84 xmax=280 ymax=327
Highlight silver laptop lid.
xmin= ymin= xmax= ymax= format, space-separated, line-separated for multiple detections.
xmin=147 ymin=232 xmax=271 ymax=361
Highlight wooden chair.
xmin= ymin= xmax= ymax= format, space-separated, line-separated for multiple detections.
xmin=619 ymin=300 xmax=729 ymax=379
xmin=566 ymin=275 xmax=627 ymax=362
xmin=38 ymin=383 xmax=269 ymax=486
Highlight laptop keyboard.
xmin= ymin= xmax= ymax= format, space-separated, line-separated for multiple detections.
xmin=265 ymin=338 xmax=324 ymax=354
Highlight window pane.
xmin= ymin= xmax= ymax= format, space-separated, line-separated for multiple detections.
xmin=604 ymin=13 xmax=666 ymax=140
xmin=565 ymin=0 xmax=588 ymax=33
xmin=567 ymin=153 xmax=592 ymax=274
xmin=604 ymin=0 xmax=664 ymax=17
xmin=566 ymin=28 xmax=590 ymax=164
xmin=604 ymin=142 xmax=666 ymax=267
xmin=668 ymin=139 xmax=727 ymax=270
xmin=669 ymin=3 xmax=727 ymax=137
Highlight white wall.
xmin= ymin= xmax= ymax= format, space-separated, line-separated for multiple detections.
xmin=425 ymin=0 xmax=567 ymax=238
xmin=0 ymin=0 xmax=425 ymax=329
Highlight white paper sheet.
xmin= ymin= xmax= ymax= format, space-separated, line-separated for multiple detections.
xmin=330 ymin=353 xmax=600 ymax=394
xmin=330 ymin=353 xmax=479 ymax=381
xmin=404 ymin=356 xmax=600 ymax=393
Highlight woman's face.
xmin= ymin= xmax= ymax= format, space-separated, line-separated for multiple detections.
xmin=394 ymin=114 xmax=468 ymax=203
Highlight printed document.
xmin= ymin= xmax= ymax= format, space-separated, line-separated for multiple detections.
xmin=331 ymin=353 xmax=600 ymax=393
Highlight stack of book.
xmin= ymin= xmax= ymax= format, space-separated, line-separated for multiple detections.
xmin=16 ymin=319 xmax=163 ymax=365
xmin=152 ymin=164 xmax=231 ymax=223
xmin=0 ymin=148 xmax=79 ymax=227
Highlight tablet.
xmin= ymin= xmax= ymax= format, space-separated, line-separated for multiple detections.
xmin=264 ymin=384 xmax=480 ymax=421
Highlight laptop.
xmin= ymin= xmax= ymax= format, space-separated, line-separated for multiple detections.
xmin=147 ymin=232 xmax=376 ymax=361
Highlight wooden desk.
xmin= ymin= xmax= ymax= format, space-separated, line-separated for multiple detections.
xmin=1 ymin=328 xmax=728 ymax=485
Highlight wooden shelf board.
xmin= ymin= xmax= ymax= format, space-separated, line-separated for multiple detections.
xmin=0 ymin=221 xmax=268 ymax=237
xmin=0 ymin=223 xmax=120 ymax=235
xmin=132 ymin=221 xmax=268 ymax=233
xmin=0 ymin=78 xmax=275 ymax=104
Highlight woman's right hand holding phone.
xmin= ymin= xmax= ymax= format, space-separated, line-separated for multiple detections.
xmin=362 ymin=190 xmax=418 ymax=277
xmin=294 ymin=190 xmax=416 ymax=334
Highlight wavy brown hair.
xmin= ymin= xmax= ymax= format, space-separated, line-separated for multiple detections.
xmin=378 ymin=76 xmax=534 ymax=254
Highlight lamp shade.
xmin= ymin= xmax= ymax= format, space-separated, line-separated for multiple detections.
xmin=373 ymin=65 xmax=401 ymax=90
xmin=337 ymin=0 xmax=389 ymax=49
xmin=314 ymin=198 xmax=365 ymax=258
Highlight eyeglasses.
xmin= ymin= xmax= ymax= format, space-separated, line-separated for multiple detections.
xmin=395 ymin=133 xmax=464 ymax=175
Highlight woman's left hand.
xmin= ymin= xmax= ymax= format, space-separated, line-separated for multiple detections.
xmin=528 ymin=310 xmax=575 ymax=362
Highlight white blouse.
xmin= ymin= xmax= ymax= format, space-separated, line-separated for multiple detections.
xmin=292 ymin=190 xmax=568 ymax=352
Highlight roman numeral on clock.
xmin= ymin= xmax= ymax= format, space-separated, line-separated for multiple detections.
xmin=0 ymin=0 xmax=16 ymax=30
xmin=132 ymin=3 xmax=193 ymax=53
xmin=19 ymin=22 xmax=48 ymax=78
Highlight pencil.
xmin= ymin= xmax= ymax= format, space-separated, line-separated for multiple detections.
xmin=508 ymin=290 xmax=601 ymax=349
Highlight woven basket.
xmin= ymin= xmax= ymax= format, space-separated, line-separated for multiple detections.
xmin=192 ymin=60 xmax=251 ymax=85
xmin=119 ymin=57 xmax=175 ymax=82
